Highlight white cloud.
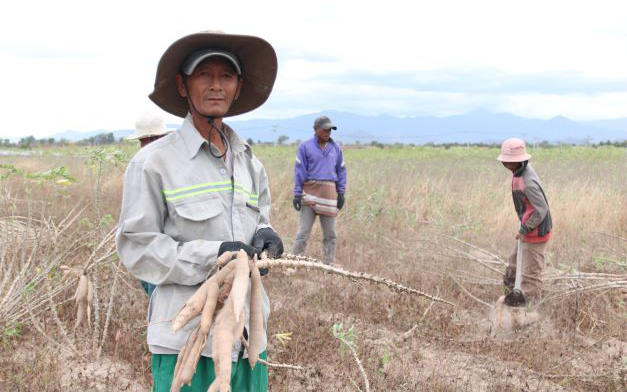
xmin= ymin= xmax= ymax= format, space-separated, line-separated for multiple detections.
xmin=1 ymin=0 xmax=627 ymax=138
xmin=497 ymin=92 xmax=627 ymax=120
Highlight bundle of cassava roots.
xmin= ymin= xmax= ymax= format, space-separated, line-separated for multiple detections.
xmin=169 ymin=251 xmax=453 ymax=392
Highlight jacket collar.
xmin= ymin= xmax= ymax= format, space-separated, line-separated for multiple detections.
xmin=180 ymin=113 xmax=251 ymax=159
xmin=311 ymin=135 xmax=336 ymax=148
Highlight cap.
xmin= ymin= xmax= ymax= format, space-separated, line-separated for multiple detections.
xmin=180 ymin=48 xmax=242 ymax=76
xmin=313 ymin=116 xmax=337 ymax=130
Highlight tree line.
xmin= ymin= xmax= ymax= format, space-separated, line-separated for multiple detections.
xmin=1 ymin=133 xmax=625 ymax=149
xmin=1 ymin=133 xmax=119 ymax=148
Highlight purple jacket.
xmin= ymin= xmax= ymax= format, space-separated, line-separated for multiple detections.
xmin=293 ymin=137 xmax=347 ymax=195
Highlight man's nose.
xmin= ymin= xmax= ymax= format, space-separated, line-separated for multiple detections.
xmin=208 ymin=75 xmax=223 ymax=90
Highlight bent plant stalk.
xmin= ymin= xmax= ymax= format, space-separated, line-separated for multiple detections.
xmin=259 ymin=254 xmax=455 ymax=306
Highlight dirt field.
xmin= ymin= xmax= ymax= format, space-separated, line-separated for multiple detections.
xmin=1 ymin=144 xmax=625 ymax=391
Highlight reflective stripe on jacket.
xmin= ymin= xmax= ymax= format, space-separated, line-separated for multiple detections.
xmin=512 ymin=164 xmax=552 ymax=243
xmin=115 ymin=114 xmax=271 ymax=362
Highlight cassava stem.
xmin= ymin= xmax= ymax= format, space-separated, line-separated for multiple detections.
xmin=257 ymin=256 xmax=455 ymax=306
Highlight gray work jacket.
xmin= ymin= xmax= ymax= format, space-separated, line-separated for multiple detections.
xmin=115 ymin=114 xmax=271 ymax=361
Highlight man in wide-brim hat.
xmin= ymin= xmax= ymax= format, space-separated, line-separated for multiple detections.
xmin=116 ymin=31 xmax=284 ymax=392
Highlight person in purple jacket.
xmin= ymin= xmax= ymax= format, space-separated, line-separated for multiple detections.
xmin=292 ymin=115 xmax=347 ymax=265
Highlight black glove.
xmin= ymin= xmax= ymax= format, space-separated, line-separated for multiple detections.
xmin=292 ymin=195 xmax=302 ymax=211
xmin=252 ymin=228 xmax=284 ymax=258
xmin=337 ymin=193 xmax=345 ymax=210
xmin=218 ymin=241 xmax=257 ymax=258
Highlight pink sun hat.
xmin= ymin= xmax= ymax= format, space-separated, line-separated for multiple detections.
xmin=497 ymin=138 xmax=531 ymax=162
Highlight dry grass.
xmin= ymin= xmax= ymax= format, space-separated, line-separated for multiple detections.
xmin=0 ymin=144 xmax=625 ymax=391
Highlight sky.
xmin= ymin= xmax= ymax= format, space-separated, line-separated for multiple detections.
xmin=2 ymin=0 xmax=627 ymax=139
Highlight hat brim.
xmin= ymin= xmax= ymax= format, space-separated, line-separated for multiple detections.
xmin=126 ymin=130 xmax=173 ymax=140
xmin=496 ymin=153 xmax=531 ymax=162
xmin=149 ymin=31 xmax=278 ymax=118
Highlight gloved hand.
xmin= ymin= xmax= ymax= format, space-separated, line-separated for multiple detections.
xmin=337 ymin=193 xmax=345 ymax=210
xmin=252 ymin=228 xmax=283 ymax=276
xmin=292 ymin=195 xmax=302 ymax=211
xmin=218 ymin=241 xmax=258 ymax=258
xmin=252 ymin=228 xmax=284 ymax=258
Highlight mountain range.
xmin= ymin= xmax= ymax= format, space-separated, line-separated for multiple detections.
xmin=51 ymin=109 xmax=627 ymax=145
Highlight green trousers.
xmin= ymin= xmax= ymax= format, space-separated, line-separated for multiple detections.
xmin=152 ymin=351 xmax=268 ymax=392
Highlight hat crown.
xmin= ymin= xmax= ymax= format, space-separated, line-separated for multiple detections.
xmin=136 ymin=112 xmax=164 ymax=129
xmin=497 ymin=137 xmax=531 ymax=162
xmin=130 ymin=112 xmax=170 ymax=139
xmin=501 ymin=138 xmax=526 ymax=154
xmin=313 ymin=115 xmax=336 ymax=130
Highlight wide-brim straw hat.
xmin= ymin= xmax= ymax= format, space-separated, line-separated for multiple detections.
xmin=126 ymin=112 xmax=174 ymax=140
xmin=497 ymin=137 xmax=532 ymax=162
xmin=149 ymin=31 xmax=278 ymax=118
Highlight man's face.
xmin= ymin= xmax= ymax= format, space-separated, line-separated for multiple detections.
xmin=176 ymin=57 xmax=242 ymax=118
xmin=315 ymin=126 xmax=332 ymax=142
xmin=139 ymin=135 xmax=164 ymax=148
xmin=502 ymin=161 xmax=522 ymax=172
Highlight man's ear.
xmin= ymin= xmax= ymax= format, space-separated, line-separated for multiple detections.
xmin=175 ymin=74 xmax=187 ymax=97
xmin=234 ymin=78 xmax=244 ymax=101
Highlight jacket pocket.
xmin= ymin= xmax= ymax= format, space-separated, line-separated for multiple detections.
xmin=170 ymin=196 xmax=227 ymax=241
xmin=173 ymin=196 xmax=223 ymax=221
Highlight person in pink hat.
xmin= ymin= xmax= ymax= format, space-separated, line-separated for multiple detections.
xmin=497 ymin=138 xmax=552 ymax=305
